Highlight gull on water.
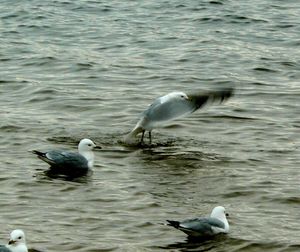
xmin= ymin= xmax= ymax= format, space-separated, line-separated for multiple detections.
xmin=125 ymin=88 xmax=233 ymax=145
xmin=166 ymin=206 xmax=229 ymax=238
xmin=0 ymin=229 xmax=28 ymax=252
xmin=32 ymin=138 xmax=100 ymax=177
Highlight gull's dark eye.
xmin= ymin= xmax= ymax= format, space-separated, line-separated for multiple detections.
xmin=88 ymin=144 xmax=92 ymax=146
xmin=18 ymin=236 xmax=21 ymax=239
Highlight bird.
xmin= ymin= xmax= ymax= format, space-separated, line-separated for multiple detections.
xmin=32 ymin=138 xmax=100 ymax=177
xmin=125 ymin=88 xmax=233 ymax=145
xmin=0 ymin=229 xmax=28 ymax=252
xmin=166 ymin=206 xmax=229 ymax=238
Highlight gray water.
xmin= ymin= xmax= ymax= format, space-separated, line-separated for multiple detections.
xmin=0 ymin=0 xmax=300 ymax=251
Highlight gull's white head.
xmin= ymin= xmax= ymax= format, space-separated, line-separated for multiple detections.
xmin=7 ymin=229 xmax=27 ymax=252
xmin=210 ymin=206 xmax=227 ymax=220
xmin=78 ymin=138 xmax=97 ymax=152
xmin=167 ymin=92 xmax=189 ymax=101
xmin=78 ymin=138 xmax=97 ymax=169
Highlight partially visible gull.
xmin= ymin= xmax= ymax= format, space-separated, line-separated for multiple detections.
xmin=166 ymin=206 xmax=229 ymax=238
xmin=32 ymin=138 xmax=100 ymax=177
xmin=0 ymin=229 xmax=28 ymax=252
xmin=125 ymin=88 xmax=233 ymax=144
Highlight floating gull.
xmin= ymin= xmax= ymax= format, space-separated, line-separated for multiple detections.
xmin=125 ymin=88 xmax=233 ymax=144
xmin=32 ymin=138 xmax=100 ymax=177
xmin=166 ymin=206 xmax=229 ymax=238
xmin=0 ymin=229 xmax=28 ymax=252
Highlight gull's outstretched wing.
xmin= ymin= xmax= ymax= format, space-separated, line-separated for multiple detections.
xmin=142 ymin=88 xmax=233 ymax=129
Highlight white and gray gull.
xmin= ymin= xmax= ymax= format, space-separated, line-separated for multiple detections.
xmin=125 ymin=88 xmax=233 ymax=144
xmin=166 ymin=206 xmax=229 ymax=238
xmin=0 ymin=229 xmax=28 ymax=252
xmin=32 ymin=138 xmax=100 ymax=177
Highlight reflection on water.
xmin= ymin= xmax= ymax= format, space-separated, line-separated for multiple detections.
xmin=161 ymin=235 xmax=231 ymax=251
xmin=161 ymin=237 xmax=300 ymax=252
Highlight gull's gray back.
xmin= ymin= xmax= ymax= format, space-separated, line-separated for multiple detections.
xmin=180 ymin=217 xmax=225 ymax=236
xmin=144 ymin=97 xmax=196 ymax=123
xmin=46 ymin=150 xmax=88 ymax=170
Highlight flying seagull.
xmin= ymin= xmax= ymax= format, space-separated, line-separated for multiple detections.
xmin=0 ymin=229 xmax=28 ymax=252
xmin=125 ymin=88 xmax=233 ymax=145
xmin=166 ymin=206 xmax=229 ymax=238
xmin=32 ymin=138 xmax=100 ymax=177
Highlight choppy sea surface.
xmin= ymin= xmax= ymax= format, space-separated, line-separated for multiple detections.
xmin=0 ymin=0 xmax=300 ymax=251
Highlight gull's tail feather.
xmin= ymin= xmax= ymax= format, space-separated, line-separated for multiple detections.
xmin=124 ymin=126 xmax=144 ymax=144
xmin=32 ymin=150 xmax=54 ymax=165
xmin=32 ymin=150 xmax=45 ymax=157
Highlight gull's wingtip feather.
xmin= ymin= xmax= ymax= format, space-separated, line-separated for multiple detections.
xmin=32 ymin=150 xmax=45 ymax=156
xmin=166 ymin=220 xmax=180 ymax=229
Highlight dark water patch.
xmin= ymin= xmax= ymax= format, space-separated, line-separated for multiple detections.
xmin=33 ymin=15 xmax=48 ymax=20
xmin=17 ymin=24 xmax=50 ymax=30
xmin=28 ymin=248 xmax=44 ymax=252
xmin=27 ymin=96 xmax=56 ymax=103
xmin=76 ymin=62 xmax=95 ymax=68
xmin=31 ymin=87 xmax=60 ymax=96
xmin=250 ymin=81 xmax=275 ymax=87
xmin=124 ymin=140 xmax=177 ymax=150
xmin=279 ymin=61 xmax=298 ymax=67
xmin=47 ymin=136 xmax=79 ymax=145
xmin=0 ymin=57 xmax=11 ymax=62
xmin=21 ymin=57 xmax=58 ymax=67
xmin=1 ymin=13 xmax=19 ymax=19
xmin=275 ymin=196 xmax=300 ymax=205
xmin=0 ymin=124 xmax=25 ymax=132
xmin=253 ymin=67 xmax=279 ymax=73
xmin=275 ymin=23 xmax=295 ymax=29
xmin=53 ymin=0 xmax=72 ymax=5
xmin=237 ymin=241 xmax=300 ymax=252
xmin=138 ymin=145 xmax=225 ymax=166
xmin=96 ymin=44 xmax=126 ymax=51
xmin=175 ymin=4 xmax=186 ymax=8
xmin=177 ymin=58 xmax=190 ymax=63
xmin=265 ymin=148 xmax=294 ymax=154
xmin=208 ymin=114 xmax=259 ymax=121
xmin=223 ymin=190 xmax=258 ymax=198
xmin=0 ymin=79 xmax=11 ymax=83
xmin=2 ymin=30 xmax=19 ymax=35
xmin=195 ymin=17 xmax=223 ymax=23
xmin=225 ymin=15 xmax=268 ymax=24
xmin=209 ymin=0 xmax=224 ymax=5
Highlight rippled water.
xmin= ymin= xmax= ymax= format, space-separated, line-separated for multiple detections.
xmin=0 ymin=0 xmax=300 ymax=251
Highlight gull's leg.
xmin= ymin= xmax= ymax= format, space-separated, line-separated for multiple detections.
xmin=140 ymin=130 xmax=145 ymax=144
xmin=149 ymin=131 xmax=152 ymax=145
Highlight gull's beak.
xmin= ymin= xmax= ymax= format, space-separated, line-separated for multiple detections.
xmin=8 ymin=240 xmax=16 ymax=245
xmin=226 ymin=213 xmax=229 ymax=217
xmin=94 ymin=145 xmax=102 ymax=150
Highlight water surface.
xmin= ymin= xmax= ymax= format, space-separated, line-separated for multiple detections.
xmin=0 ymin=0 xmax=299 ymax=251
